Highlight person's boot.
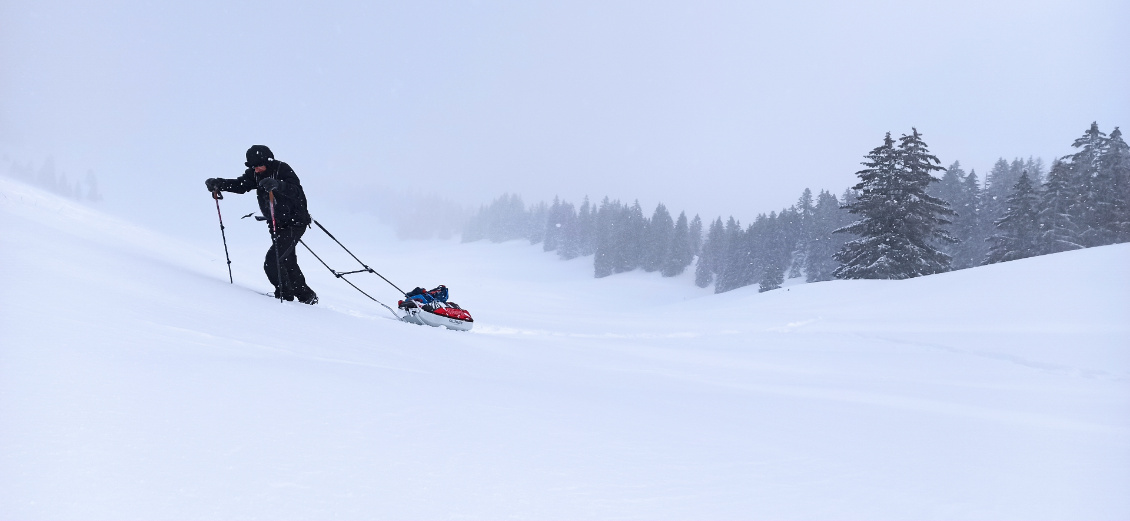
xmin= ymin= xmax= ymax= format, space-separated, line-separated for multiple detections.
xmin=271 ymin=287 xmax=295 ymax=301
xmin=296 ymin=288 xmax=318 ymax=305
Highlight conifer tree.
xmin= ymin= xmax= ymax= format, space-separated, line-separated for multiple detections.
xmin=593 ymin=198 xmax=617 ymax=278
xmin=461 ymin=204 xmax=488 ymax=243
xmin=1062 ymin=122 xmax=1117 ymax=246
xmin=1090 ymin=126 xmax=1130 ymax=244
xmin=477 ymin=193 xmax=527 ymax=243
xmin=931 ymin=161 xmax=966 ymax=210
xmin=930 ymin=161 xmax=967 ymax=267
xmin=642 ymin=203 xmax=674 ymax=272
xmin=985 ymin=158 xmax=1027 ymax=229
xmin=758 ymin=212 xmax=790 ymax=292
xmin=693 ymin=246 xmax=712 ymax=288
xmin=791 ymin=189 xmax=815 ymax=279
xmin=688 ymin=214 xmax=704 ymax=256
xmin=694 ymin=218 xmax=724 ymax=288
xmin=1024 ymin=156 xmax=1046 ymax=185
xmin=804 ymin=190 xmax=848 ymax=282
xmin=946 ymin=168 xmax=991 ymax=268
xmin=85 ymin=170 xmax=103 ymax=202
xmin=759 ymin=263 xmax=785 ymax=293
xmin=662 ymin=211 xmax=695 ymax=277
xmin=984 ymin=158 xmax=1015 ymax=224
xmin=557 ymin=202 xmax=581 ymax=260
xmin=577 ymin=196 xmax=596 ymax=256
xmin=1037 ymin=159 xmax=1083 ymax=254
xmin=610 ymin=201 xmax=646 ymax=273
xmin=986 ymin=171 xmax=1041 ymax=263
xmin=542 ymin=197 xmax=562 ymax=250
xmin=714 ymin=217 xmax=745 ymax=293
xmin=1104 ymin=127 xmax=1130 ymax=242
xmin=834 ymin=129 xmax=956 ymax=279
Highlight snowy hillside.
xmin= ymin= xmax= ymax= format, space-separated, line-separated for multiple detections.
xmin=2 ymin=176 xmax=1128 ymax=519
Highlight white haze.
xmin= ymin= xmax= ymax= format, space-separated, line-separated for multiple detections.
xmin=2 ymin=0 xmax=1128 ymax=235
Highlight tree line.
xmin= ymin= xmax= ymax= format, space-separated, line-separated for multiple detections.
xmin=461 ymin=122 xmax=1128 ymax=293
xmin=3 ymin=155 xmax=103 ymax=202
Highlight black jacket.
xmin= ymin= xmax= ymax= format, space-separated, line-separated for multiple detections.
xmin=216 ymin=161 xmax=311 ymax=229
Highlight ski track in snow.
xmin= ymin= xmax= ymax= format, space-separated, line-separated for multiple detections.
xmin=2 ymin=177 xmax=1129 ymax=519
xmin=861 ymin=333 xmax=1129 ymax=383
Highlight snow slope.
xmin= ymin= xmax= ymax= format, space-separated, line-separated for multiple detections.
xmin=2 ymin=176 xmax=1128 ymax=520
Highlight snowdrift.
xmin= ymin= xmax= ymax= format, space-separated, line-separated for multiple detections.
xmin=1 ymin=177 xmax=1128 ymax=520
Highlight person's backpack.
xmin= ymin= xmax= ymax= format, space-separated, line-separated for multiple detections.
xmin=404 ymin=285 xmax=448 ymax=304
xmin=427 ymin=285 xmax=449 ymax=302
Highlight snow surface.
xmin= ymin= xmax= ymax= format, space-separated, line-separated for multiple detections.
xmin=2 ymin=176 xmax=1128 ymax=519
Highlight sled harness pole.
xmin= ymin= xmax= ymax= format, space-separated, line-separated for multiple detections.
xmin=298 ymin=238 xmax=401 ymax=320
xmin=311 ymin=219 xmax=407 ymax=295
xmin=268 ymin=190 xmax=284 ymax=303
xmin=211 ymin=190 xmax=233 ymax=284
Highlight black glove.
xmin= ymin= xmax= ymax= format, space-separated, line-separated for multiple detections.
xmin=205 ymin=178 xmax=220 ymax=192
xmin=258 ymin=177 xmax=282 ymax=192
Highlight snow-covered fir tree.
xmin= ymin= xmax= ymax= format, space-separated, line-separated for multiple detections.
xmin=986 ymin=171 xmax=1041 ymax=263
xmin=930 ymin=161 xmax=968 ymax=267
xmin=952 ymin=168 xmax=992 ymax=269
xmin=695 ymin=218 xmax=724 ymax=288
xmin=662 ymin=211 xmax=695 ymax=277
xmin=983 ymin=157 xmax=1042 ymax=224
xmin=542 ymin=197 xmax=563 ymax=250
xmin=803 ymin=190 xmax=850 ymax=282
xmin=714 ymin=216 xmax=745 ymax=293
xmin=983 ymin=158 xmax=1014 ymax=224
xmin=462 ymin=193 xmax=528 ymax=243
xmin=1075 ymin=125 xmax=1130 ymax=245
xmin=931 ymin=162 xmax=967 ymax=215
xmin=577 ymin=197 xmax=596 ymax=256
xmin=791 ymin=188 xmax=816 ymax=280
xmin=642 ymin=203 xmax=674 ymax=272
xmin=1062 ymin=122 xmax=1126 ymax=247
xmin=557 ymin=201 xmax=581 ymax=260
xmin=834 ymin=129 xmax=956 ymax=279
xmin=1037 ymin=159 xmax=1083 ymax=255
xmin=593 ymin=198 xmax=618 ymax=278
xmin=758 ymin=211 xmax=791 ymax=292
xmin=611 ymin=201 xmax=646 ymax=274
xmin=688 ymin=214 xmax=703 ymax=257
xmin=1104 ymin=127 xmax=1130 ymax=242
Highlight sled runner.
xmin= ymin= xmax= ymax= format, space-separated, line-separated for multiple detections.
xmin=397 ymin=285 xmax=474 ymax=331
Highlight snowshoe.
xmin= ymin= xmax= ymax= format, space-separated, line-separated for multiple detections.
xmin=397 ymin=285 xmax=473 ymax=331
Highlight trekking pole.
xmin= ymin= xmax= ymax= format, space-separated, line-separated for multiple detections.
xmin=212 ymin=190 xmax=233 ymax=284
xmin=268 ymin=190 xmax=284 ymax=303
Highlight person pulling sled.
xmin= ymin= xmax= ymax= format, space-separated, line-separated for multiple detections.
xmin=205 ymin=145 xmax=318 ymax=304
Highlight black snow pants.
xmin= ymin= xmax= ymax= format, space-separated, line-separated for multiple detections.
xmin=264 ymin=225 xmax=316 ymax=301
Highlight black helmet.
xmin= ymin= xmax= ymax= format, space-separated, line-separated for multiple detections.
xmin=245 ymin=145 xmax=274 ymax=168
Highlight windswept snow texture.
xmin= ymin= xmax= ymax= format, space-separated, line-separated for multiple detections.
xmin=2 ymin=176 xmax=1128 ymax=520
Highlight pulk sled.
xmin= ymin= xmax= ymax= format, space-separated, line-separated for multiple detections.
xmin=298 ymin=219 xmax=475 ymax=331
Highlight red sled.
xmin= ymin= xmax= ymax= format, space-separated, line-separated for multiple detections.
xmin=397 ymin=285 xmax=474 ymax=331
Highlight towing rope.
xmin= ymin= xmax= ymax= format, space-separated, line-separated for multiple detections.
xmin=298 ymin=219 xmax=406 ymax=321
xmin=311 ymin=219 xmax=407 ymax=295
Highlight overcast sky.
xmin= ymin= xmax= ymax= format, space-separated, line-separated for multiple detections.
xmin=2 ymin=0 xmax=1128 ymax=227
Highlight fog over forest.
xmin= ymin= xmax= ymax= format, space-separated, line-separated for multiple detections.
xmin=2 ymin=1 xmax=1127 ymax=240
